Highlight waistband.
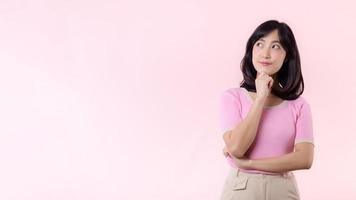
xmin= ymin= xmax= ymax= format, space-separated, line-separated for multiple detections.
xmin=235 ymin=168 xmax=294 ymax=179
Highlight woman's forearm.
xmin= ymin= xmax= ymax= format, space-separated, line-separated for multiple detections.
xmin=223 ymin=98 xmax=266 ymax=158
xmin=244 ymin=151 xmax=312 ymax=173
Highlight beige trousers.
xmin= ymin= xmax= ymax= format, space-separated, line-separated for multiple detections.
xmin=220 ymin=168 xmax=300 ymax=200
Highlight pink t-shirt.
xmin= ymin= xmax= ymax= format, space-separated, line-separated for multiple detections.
xmin=219 ymin=87 xmax=314 ymax=174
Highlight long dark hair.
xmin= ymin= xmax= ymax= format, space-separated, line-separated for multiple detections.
xmin=240 ymin=20 xmax=304 ymax=100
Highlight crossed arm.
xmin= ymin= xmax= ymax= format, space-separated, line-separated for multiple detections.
xmin=224 ymin=142 xmax=314 ymax=173
xmin=222 ymin=97 xmax=314 ymax=173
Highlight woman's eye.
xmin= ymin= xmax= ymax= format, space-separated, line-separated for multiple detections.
xmin=272 ymin=44 xmax=280 ymax=49
xmin=256 ymin=42 xmax=262 ymax=47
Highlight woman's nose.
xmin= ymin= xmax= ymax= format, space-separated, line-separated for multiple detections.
xmin=261 ymin=48 xmax=271 ymax=59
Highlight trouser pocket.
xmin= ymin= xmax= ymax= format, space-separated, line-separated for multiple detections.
xmin=232 ymin=176 xmax=248 ymax=190
xmin=220 ymin=169 xmax=250 ymax=200
xmin=228 ymin=175 xmax=252 ymax=200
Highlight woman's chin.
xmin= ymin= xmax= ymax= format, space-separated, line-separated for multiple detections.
xmin=258 ymin=69 xmax=272 ymax=75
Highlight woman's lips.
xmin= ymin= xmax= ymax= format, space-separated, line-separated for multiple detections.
xmin=259 ymin=62 xmax=272 ymax=66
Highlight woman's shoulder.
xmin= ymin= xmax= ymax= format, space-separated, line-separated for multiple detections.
xmin=221 ymin=87 xmax=244 ymax=98
xmin=287 ymin=94 xmax=312 ymax=114
xmin=288 ymin=94 xmax=310 ymax=105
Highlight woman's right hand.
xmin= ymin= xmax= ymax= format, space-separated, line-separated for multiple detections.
xmin=255 ymin=72 xmax=274 ymax=100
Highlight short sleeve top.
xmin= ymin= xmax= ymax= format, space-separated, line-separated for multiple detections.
xmin=219 ymin=87 xmax=314 ymax=174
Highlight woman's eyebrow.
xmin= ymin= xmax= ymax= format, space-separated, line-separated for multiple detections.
xmin=258 ymin=38 xmax=281 ymax=44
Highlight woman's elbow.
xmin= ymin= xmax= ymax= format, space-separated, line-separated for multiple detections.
xmin=294 ymin=144 xmax=314 ymax=170
xmin=300 ymin=157 xmax=313 ymax=169
xmin=228 ymin=145 xmax=245 ymax=158
xmin=304 ymin=159 xmax=313 ymax=169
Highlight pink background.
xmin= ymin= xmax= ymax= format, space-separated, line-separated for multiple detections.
xmin=0 ymin=0 xmax=355 ymax=199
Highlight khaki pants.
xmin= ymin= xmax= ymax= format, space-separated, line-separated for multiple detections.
xmin=220 ymin=168 xmax=300 ymax=200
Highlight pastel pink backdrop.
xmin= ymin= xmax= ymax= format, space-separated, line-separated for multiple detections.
xmin=0 ymin=0 xmax=355 ymax=199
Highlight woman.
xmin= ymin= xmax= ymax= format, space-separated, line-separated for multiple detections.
xmin=219 ymin=20 xmax=314 ymax=200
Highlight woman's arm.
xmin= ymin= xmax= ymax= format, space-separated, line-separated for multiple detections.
xmin=223 ymin=73 xmax=273 ymax=159
xmin=223 ymin=97 xmax=266 ymax=158
xmin=230 ymin=142 xmax=314 ymax=173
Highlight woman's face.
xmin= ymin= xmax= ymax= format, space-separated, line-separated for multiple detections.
xmin=252 ymin=29 xmax=287 ymax=77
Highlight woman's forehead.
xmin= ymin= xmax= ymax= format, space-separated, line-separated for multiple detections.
xmin=260 ymin=29 xmax=280 ymax=39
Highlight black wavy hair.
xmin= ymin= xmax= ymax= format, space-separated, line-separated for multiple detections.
xmin=239 ymin=20 xmax=304 ymax=100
